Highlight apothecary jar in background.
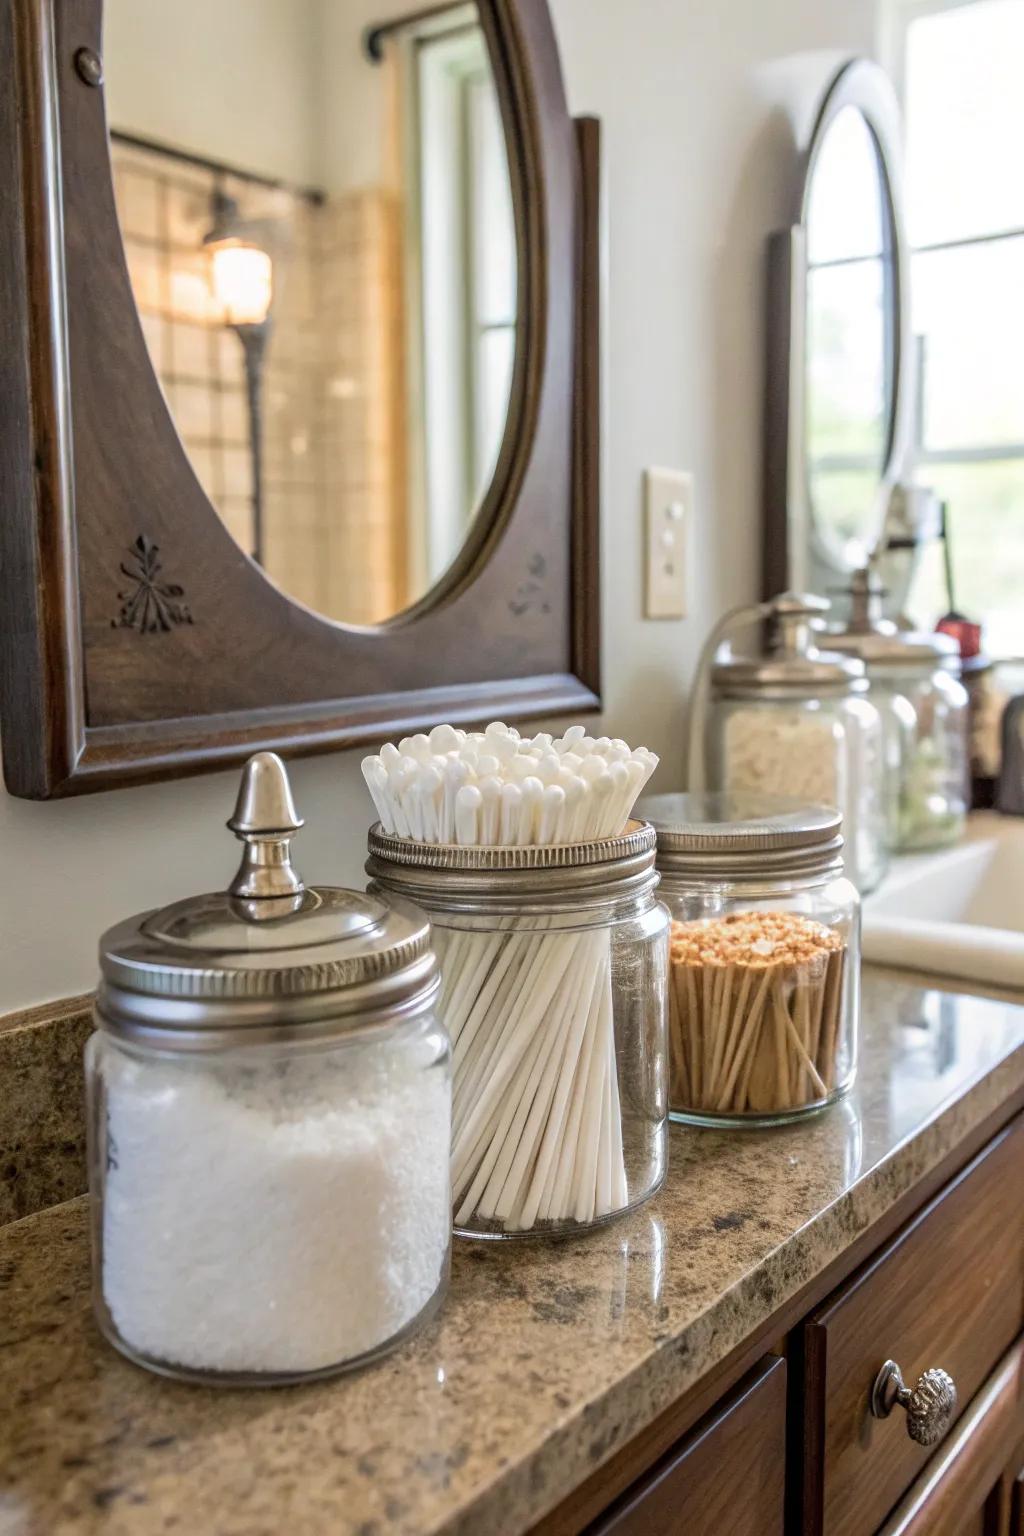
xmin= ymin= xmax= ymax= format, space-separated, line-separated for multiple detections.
xmin=823 ymin=573 xmax=969 ymax=851
xmin=698 ymin=593 xmax=888 ymax=894
xmin=86 ymin=753 xmax=451 ymax=1386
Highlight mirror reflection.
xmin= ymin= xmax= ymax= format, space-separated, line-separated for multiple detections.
xmin=805 ymin=105 xmax=894 ymax=562
xmin=103 ymin=0 xmax=518 ymax=625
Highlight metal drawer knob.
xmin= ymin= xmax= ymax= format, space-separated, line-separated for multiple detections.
xmin=870 ymin=1359 xmax=957 ymax=1446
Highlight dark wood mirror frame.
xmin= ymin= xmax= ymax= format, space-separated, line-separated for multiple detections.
xmin=0 ymin=0 xmax=600 ymax=798
xmin=763 ymin=57 xmax=910 ymax=600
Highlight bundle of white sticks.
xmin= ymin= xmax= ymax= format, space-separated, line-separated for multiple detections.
xmin=361 ymin=722 xmax=657 ymax=847
xmin=362 ymin=722 xmax=659 ymax=1232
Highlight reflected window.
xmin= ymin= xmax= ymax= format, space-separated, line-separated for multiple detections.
xmin=804 ymin=106 xmax=894 ymax=563
xmin=895 ymin=0 xmax=1024 ymax=657
xmin=410 ymin=12 xmax=517 ymax=591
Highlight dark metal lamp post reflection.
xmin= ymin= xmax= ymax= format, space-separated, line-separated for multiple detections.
xmin=204 ymin=190 xmax=273 ymax=566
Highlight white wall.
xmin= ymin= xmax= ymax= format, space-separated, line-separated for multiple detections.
xmin=102 ymin=0 xmax=323 ymax=185
xmin=2 ymin=0 xmax=877 ymax=1012
xmin=102 ymin=0 xmax=419 ymax=194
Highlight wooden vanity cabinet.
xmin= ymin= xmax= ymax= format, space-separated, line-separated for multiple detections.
xmin=585 ymin=1357 xmax=787 ymax=1536
xmin=802 ymin=1115 xmax=1024 ymax=1536
xmin=535 ymin=1109 xmax=1024 ymax=1536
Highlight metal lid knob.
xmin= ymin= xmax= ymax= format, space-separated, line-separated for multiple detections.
xmin=871 ymin=1359 xmax=957 ymax=1447
xmin=227 ymin=752 xmax=305 ymax=902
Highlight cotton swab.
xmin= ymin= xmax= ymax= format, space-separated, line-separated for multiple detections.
xmin=455 ymin=784 xmax=481 ymax=845
xmin=362 ymin=721 xmax=661 ymax=1235
xmin=360 ymin=722 xmax=659 ymax=849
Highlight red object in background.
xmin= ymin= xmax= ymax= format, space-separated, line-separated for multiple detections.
xmin=937 ymin=614 xmax=982 ymax=660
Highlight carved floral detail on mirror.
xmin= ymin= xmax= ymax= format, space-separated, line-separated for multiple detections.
xmin=111 ymin=537 xmax=193 ymax=636
xmin=0 ymin=0 xmax=600 ymax=797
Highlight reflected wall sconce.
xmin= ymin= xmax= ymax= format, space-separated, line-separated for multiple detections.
xmin=204 ymin=188 xmax=273 ymax=565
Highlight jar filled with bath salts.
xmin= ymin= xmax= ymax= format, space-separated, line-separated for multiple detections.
xmin=86 ymin=753 xmax=451 ymax=1386
xmin=704 ymin=593 xmax=887 ymax=893
xmin=366 ymin=822 xmax=668 ymax=1239
xmin=637 ymin=791 xmax=859 ymax=1128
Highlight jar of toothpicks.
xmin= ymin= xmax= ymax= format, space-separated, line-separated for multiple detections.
xmin=636 ymin=791 xmax=860 ymax=1128
xmin=363 ymin=722 xmax=669 ymax=1238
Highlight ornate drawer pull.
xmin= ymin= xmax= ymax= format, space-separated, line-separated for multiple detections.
xmin=870 ymin=1359 xmax=958 ymax=1446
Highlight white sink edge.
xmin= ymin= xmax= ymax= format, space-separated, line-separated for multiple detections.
xmin=862 ymin=915 xmax=1024 ymax=990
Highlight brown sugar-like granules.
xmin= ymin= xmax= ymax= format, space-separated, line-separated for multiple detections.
xmin=668 ymin=911 xmax=848 ymax=1116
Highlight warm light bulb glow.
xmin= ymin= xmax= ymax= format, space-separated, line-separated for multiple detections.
xmin=210 ymin=242 xmax=273 ymax=325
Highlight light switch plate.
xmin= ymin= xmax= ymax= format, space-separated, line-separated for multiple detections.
xmin=644 ymin=467 xmax=693 ymax=619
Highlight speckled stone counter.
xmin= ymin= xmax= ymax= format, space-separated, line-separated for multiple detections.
xmin=2 ymin=969 xmax=1023 ymax=1536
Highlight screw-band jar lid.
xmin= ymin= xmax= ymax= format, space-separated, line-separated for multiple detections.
xmin=366 ymin=821 xmax=657 ymax=911
xmin=636 ymin=792 xmax=844 ymax=879
xmin=97 ymin=754 xmax=438 ymax=1047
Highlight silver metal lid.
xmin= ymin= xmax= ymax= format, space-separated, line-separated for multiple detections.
xmin=636 ymin=791 xmax=844 ymax=880
xmin=712 ymin=591 xmax=865 ymax=696
xmin=821 ymin=625 xmax=961 ymax=671
xmin=823 ymin=567 xmax=960 ymax=671
xmin=366 ymin=821 xmax=658 ymax=912
xmin=97 ymin=753 xmax=438 ymax=1046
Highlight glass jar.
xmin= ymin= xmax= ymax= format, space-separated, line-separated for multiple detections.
xmin=824 ymin=590 xmax=969 ymax=851
xmin=367 ymin=822 xmax=668 ymax=1239
xmin=704 ymin=594 xmax=887 ymax=893
xmin=87 ymin=753 xmax=451 ymax=1386
xmin=637 ymin=791 xmax=860 ymax=1128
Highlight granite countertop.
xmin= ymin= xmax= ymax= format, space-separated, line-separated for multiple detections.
xmin=2 ymin=968 xmax=1024 ymax=1536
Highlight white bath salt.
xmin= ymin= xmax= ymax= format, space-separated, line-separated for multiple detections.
xmin=101 ymin=1046 xmax=451 ymax=1376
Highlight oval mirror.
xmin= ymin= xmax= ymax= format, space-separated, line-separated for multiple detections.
xmin=803 ymin=103 xmax=897 ymax=567
xmin=102 ymin=0 xmax=518 ymax=627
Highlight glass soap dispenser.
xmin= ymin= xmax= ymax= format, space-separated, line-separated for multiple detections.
xmin=822 ymin=569 xmax=969 ymax=851
xmin=86 ymin=752 xmax=451 ymax=1386
xmin=689 ymin=592 xmax=888 ymax=894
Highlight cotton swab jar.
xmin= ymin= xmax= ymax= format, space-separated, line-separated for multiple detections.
xmin=366 ymin=820 xmax=669 ymax=1238
xmin=637 ymin=791 xmax=860 ymax=1129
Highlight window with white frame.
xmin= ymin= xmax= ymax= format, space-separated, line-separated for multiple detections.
xmin=890 ymin=0 xmax=1024 ymax=656
xmin=412 ymin=16 xmax=517 ymax=588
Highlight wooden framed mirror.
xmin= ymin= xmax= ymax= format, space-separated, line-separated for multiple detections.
xmin=0 ymin=0 xmax=599 ymax=798
xmin=763 ymin=58 xmax=911 ymax=600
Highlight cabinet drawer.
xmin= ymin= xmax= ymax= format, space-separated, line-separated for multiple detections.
xmin=803 ymin=1113 xmax=1024 ymax=1536
xmin=876 ymin=1336 xmax=1024 ymax=1536
xmin=587 ymin=1356 xmax=786 ymax=1536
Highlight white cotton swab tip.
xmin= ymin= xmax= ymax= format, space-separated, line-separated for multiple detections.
xmin=499 ymin=782 xmax=522 ymax=844
xmin=537 ymin=785 xmax=566 ymax=844
xmin=360 ymin=756 xmax=392 ymax=832
xmin=518 ymin=776 xmax=543 ymax=845
xmin=455 ymin=784 xmax=482 ymax=846
xmin=478 ymin=776 xmax=502 ymax=845
xmin=429 ymin=723 xmax=461 ymax=753
xmin=558 ymin=775 xmax=586 ymax=841
xmin=416 ymin=765 xmax=443 ymax=843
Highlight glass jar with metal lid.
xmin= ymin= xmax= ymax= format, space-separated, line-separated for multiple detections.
xmin=690 ymin=592 xmax=888 ymax=893
xmin=637 ymin=791 xmax=860 ymax=1128
xmin=823 ymin=570 xmax=969 ymax=851
xmin=366 ymin=822 xmax=668 ymax=1239
xmin=86 ymin=753 xmax=451 ymax=1386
